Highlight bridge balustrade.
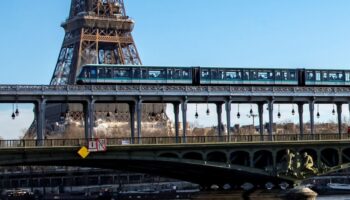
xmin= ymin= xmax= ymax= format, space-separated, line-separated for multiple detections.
xmin=0 ymin=133 xmax=348 ymax=148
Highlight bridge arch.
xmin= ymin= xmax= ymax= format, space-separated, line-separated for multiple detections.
xmin=229 ymin=151 xmax=250 ymax=166
xmin=206 ymin=151 xmax=227 ymax=163
xmin=182 ymin=151 xmax=204 ymax=161
xmin=320 ymin=148 xmax=339 ymax=167
xmin=253 ymin=150 xmax=273 ymax=169
xmin=342 ymin=148 xmax=350 ymax=164
xmin=158 ymin=152 xmax=180 ymax=159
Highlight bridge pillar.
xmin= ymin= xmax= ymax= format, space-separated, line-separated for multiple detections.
xmin=258 ymin=103 xmax=264 ymax=141
xmin=181 ymin=99 xmax=188 ymax=143
xmin=268 ymin=100 xmax=274 ymax=141
xmin=225 ymin=101 xmax=232 ymax=141
xmin=309 ymin=100 xmax=315 ymax=135
xmin=216 ymin=103 xmax=223 ymax=137
xmin=136 ymin=98 xmax=143 ymax=143
xmin=173 ymin=103 xmax=180 ymax=143
xmin=35 ymin=98 xmax=47 ymax=143
xmin=337 ymin=103 xmax=342 ymax=137
xmin=129 ymin=102 xmax=136 ymax=144
xmin=83 ymin=99 xmax=95 ymax=139
xmin=298 ymin=103 xmax=304 ymax=137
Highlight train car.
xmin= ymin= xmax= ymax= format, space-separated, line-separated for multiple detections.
xmin=76 ymin=64 xmax=193 ymax=85
xmin=199 ymin=67 xmax=299 ymax=85
xmin=305 ymin=69 xmax=350 ymax=86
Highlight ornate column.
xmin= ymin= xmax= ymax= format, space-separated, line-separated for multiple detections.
xmin=268 ymin=100 xmax=274 ymax=141
xmin=36 ymin=98 xmax=47 ymax=143
xmin=337 ymin=103 xmax=342 ymax=137
xmin=216 ymin=103 xmax=223 ymax=137
xmin=297 ymin=103 xmax=304 ymax=137
xmin=136 ymin=97 xmax=143 ymax=143
xmin=129 ymin=102 xmax=136 ymax=144
xmin=173 ymin=102 xmax=180 ymax=143
xmin=309 ymin=99 xmax=315 ymax=135
xmin=83 ymin=98 xmax=95 ymax=140
xmin=181 ymin=98 xmax=188 ymax=143
xmin=258 ymin=103 xmax=264 ymax=141
xmin=225 ymin=101 xmax=232 ymax=140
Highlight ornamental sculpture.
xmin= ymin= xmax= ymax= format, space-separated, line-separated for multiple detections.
xmin=278 ymin=149 xmax=319 ymax=179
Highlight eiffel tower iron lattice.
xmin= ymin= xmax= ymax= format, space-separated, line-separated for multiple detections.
xmin=51 ymin=0 xmax=141 ymax=85
xmin=42 ymin=0 xmax=166 ymax=138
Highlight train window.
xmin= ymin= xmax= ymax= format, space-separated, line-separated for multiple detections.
xmin=141 ymin=69 xmax=148 ymax=79
xmin=149 ymin=69 xmax=165 ymax=79
xmin=226 ymin=71 xmax=241 ymax=80
xmin=281 ymin=71 xmax=288 ymax=80
xmin=307 ymin=71 xmax=315 ymax=81
xmin=258 ymin=72 xmax=268 ymax=80
xmin=290 ymin=72 xmax=296 ymax=80
xmin=211 ymin=69 xmax=218 ymax=79
xmin=174 ymin=69 xmax=181 ymax=79
xmin=243 ymin=70 xmax=249 ymax=80
xmin=201 ymin=70 xmax=210 ymax=79
xmin=97 ymin=68 xmax=106 ymax=78
xmin=90 ymin=68 xmax=97 ymax=78
xmin=322 ymin=72 xmax=328 ymax=81
xmin=182 ymin=69 xmax=190 ymax=79
xmin=105 ymin=68 xmax=112 ymax=78
xmin=275 ymin=71 xmax=281 ymax=80
xmin=114 ymin=68 xmax=130 ymax=78
xmin=81 ymin=68 xmax=90 ymax=78
xmin=329 ymin=72 xmax=343 ymax=81
xmin=132 ymin=68 xmax=140 ymax=78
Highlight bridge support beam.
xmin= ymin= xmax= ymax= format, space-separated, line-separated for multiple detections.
xmin=136 ymin=98 xmax=142 ymax=144
xmin=35 ymin=98 xmax=47 ymax=143
xmin=173 ymin=103 xmax=180 ymax=143
xmin=129 ymin=102 xmax=136 ymax=144
xmin=84 ymin=99 xmax=95 ymax=139
xmin=225 ymin=101 xmax=232 ymax=140
xmin=337 ymin=103 xmax=342 ymax=137
xmin=182 ymin=99 xmax=188 ymax=143
xmin=309 ymin=100 xmax=315 ymax=135
xmin=216 ymin=103 xmax=223 ymax=137
xmin=258 ymin=103 xmax=264 ymax=141
xmin=268 ymin=100 xmax=274 ymax=141
xmin=298 ymin=103 xmax=304 ymax=137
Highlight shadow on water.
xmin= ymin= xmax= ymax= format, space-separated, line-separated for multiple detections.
xmin=192 ymin=188 xmax=319 ymax=200
xmin=192 ymin=190 xmax=285 ymax=200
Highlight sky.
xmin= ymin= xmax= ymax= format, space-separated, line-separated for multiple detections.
xmin=0 ymin=1 xmax=350 ymax=139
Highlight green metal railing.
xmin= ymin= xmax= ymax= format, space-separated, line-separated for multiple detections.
xmin=0 ymin=133 xmax=349 ymax=148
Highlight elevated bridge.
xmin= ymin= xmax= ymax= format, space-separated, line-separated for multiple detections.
xmin=1 ymin=84 xmax=350 ymax=188
xmin=1 ymin=84 xmax=350 ymax=142
xmin=0 ymin=134 xmax=350 ymax=188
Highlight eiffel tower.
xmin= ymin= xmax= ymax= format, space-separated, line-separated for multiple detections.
xmin=44 ymin=0 xmax=166 ymax=138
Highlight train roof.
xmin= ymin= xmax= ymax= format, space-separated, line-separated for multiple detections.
xmin=81 ymin=64 xmax=350 ymax=71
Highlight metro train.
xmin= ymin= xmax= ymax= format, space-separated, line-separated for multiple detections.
xmin=76 ymin=64 xmax=350 ymax=86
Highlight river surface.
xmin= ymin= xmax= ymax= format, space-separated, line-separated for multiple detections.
xmin=192 ymin=191 xmax=350 ymax=200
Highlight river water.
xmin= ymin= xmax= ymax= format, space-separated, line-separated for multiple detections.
xmin=191 ymin=191 xmax=350 ymax=200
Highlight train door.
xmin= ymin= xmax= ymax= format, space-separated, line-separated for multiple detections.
xmin=192 ymin=67 xmax=200 ymax=85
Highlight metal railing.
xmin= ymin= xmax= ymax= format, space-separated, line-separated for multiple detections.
xmin=0 ymin=133 xmax=349 ymax=148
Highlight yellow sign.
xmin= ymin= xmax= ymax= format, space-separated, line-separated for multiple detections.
xmin=78 ymin=146 xmax=90 ymax=159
